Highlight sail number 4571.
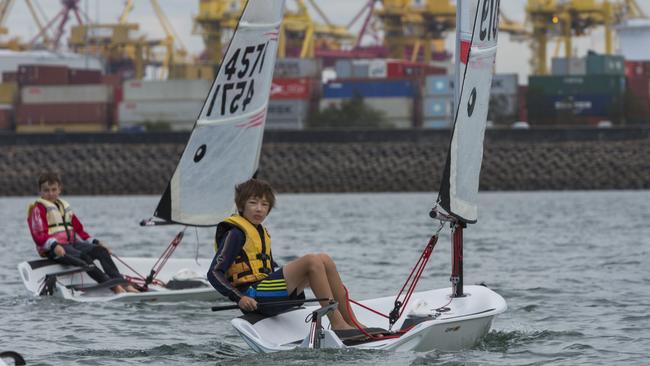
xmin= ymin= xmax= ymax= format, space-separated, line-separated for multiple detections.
xmin=206 ymin=42 xmax=269 ymax=117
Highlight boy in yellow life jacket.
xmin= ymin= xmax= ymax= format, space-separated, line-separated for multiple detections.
xmin=27 ymin=172 xmax=138 ymax=294
xmin=207 ymin=178 xmax=362 ymax=330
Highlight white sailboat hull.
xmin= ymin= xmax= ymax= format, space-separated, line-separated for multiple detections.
xmin=231 ymin=285 xmax=506 ymax=352
xmin=17 ymin=257 xmax=222 ymax=303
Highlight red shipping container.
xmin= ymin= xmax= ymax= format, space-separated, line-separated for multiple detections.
xmin=68 ymin=68 xmax=102 ymax=84
xmin=386 ymin=60 xmax=446 ymax=78
xmin=626 ymin=76 xmax=650 ymax=99
xmin=0 ymin=107 xmax=13 ymax=130
xmin=625 ymin=61 xmax=650 ymax=77
xmin=2 ymin=71 xmax=17 ymax=82
xmin=101 ymin=74 xmax=123 ymax=89
xmin=270 ymin=78 xmax=318 ymax=100
xmin=17 ymin=65 xmax=69 ymax=86
xmin=518 ymin=85 xmax=528 ymax=122
xmin=15 ymin=103 xmax=109 ymax=125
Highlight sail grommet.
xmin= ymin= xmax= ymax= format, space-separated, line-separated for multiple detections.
xmin=194 ymin=144 xmax=207 ymax=162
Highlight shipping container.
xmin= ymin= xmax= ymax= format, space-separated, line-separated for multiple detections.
xmin=16 ymin=123 xmax=106 ymax=133
xmin=528 ymin=75 xmax=626 ymax=96
xmin=422 ymin=119 xmax=451 ymax=129
xmin=68 ymin=68 xmax=102 ymax=84
xmin=0 ymin=104 xmax=12 ymax=130
xmin=16 ymin=103 xmax=110 ymax=125
xmin=423 ymin=96 xmax=453 ymax=118
xmin=265 ymin=119 xmax=303 ymax=130
xmin=2 ymin=71 xmax=17 ymax=82
xmin=270 ymin=78 xmax=320 ymax=100
xmin=274 ymin=58 xmax=322 ymax=78
xmin=624 ymin=60 xmax=650 ymax=77
xmin=267 ymin=99 xmax=309 ymax=123
xmin=123 ymin=79 xmax=212 ymax=101
xmin=529 ymin=94 xmax=624 ymax=118
xmin=320 ymin=97 xmax=413 ymax=119
xmin=0 ymin=82 xmax=18 ymax=104
xmin=118 ymin=100 xmax=203 ymax=130
xmin=323 ymin=79 xmax=417 ymax=98
xmin=21 ymin=85 xmax=113 ymax=104
xmin=585 ymin=53 xmax=625 ymax=75
xmin=488 ymin=94 xmax=518 ymax=117
xmin=626 ymin=76 xmax=650 ymax=99
xmin=17 ymin=65 xmax=69 ymax=85
xmin=336 ymin=59 xmax=445 ymax=79
xmin=551 ymin=57 xmax=587 ymax=75
xmin=424 ymin=75 xmax=454 ymax=96
xmin=518 ymin=86 xmax=528 ymax=123
xmin=491 ymin=74 xmax=518 ymax=95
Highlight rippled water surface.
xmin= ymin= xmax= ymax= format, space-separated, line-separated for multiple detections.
xmin=1 ymin=191 xmax=649 ymax=365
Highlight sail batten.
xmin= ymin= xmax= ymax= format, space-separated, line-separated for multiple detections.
xmin=154 ymin=0 xmax=286 ymax=226
xmin=438 ymin=0 xmax=500 ymax=224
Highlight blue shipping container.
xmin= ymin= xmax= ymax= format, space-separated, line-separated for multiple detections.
xmin=423 ymin=96 xmax=453 ymax=118
xmin=424 ymin=75 xmax=454 ymax=96
xmin=323 ymin=79 xmax=416 ymax=98
xmin=543 ymin=94 xmax=623 ymax=116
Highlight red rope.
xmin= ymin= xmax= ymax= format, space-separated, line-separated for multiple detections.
xmin=341 ymin=234 xmax=439 ymax=339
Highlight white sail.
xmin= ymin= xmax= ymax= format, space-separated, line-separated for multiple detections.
xmin=439 ymin=0 xmax=500 ymax=223
xmin=155 ymin=0 xmax=286 ymax=226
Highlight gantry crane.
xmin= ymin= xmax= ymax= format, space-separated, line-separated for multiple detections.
xmin=0 ymin=0 xmax=52 ymax=50
xmin=69 ymin=0 xmax=189 ymax=79
xmin=194 ymin=0 xmax=354 ymax=64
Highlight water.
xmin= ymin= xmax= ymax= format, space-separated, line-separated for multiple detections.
xmin=1 ymin=191 xmax=649 ymax=365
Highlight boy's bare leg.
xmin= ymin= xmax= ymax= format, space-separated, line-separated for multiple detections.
xmin=283 ymin=254 xmax=354 ymax=330
xmin=113 ymin=285 xmax=126 ymax=294
xmin=317 ymin=253 xmax=365 ymax=328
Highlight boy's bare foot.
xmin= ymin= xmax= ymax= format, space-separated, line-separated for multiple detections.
xmin=112 ymin=285 xmax=126 ymax=294
xmin=124 ymin=285 xmax=140 ymax=293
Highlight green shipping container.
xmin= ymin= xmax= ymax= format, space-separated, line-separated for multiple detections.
xmin=528 ymin=75 xmax=625 ymax=96
xmin=586 ymin=54 xmax=625 ymax=75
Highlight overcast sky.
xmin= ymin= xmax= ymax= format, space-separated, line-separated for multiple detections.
xmin=3 ymin=0 xmax=648 ymax=81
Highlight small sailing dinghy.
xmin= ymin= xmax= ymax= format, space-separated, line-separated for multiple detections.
xmin=228 ymin=0 xmax=506 ymax=352
xmin=18 ymin=0 xmax=285 ymax=303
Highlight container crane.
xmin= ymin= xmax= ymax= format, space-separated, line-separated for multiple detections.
xmin=0 ymin=0 xmax=52 ymax=50
xmin=69 ymin=0 xmax=189 ymax=79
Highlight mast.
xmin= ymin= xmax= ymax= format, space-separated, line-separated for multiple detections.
xmin=435 ymin=0 xmax=500 ymax=298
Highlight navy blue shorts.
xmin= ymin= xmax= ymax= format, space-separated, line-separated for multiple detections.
xmin=245 ymin=267 xmax=305 ymax=316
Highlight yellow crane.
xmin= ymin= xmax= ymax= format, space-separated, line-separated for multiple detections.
xmin=69 ymin=0 xmax=189 ymax=79
xmin=0 ymin=0 xmax=51 ymax=50
xmin=194 ymin=0 xmax=354 ymax=63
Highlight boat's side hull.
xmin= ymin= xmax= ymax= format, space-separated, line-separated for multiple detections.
xmin=17 ymin=257 xmax=222 ymax=303
xmin=231 ymin=285 xmax=506 ymax=353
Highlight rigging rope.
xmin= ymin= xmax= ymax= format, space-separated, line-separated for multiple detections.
xmin=342 ymin=228 xmax=442 ymax=339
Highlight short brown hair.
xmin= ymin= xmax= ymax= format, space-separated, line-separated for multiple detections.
xmin=38 ymin=172 xmax=62 ymax=188
xmin=234 ymin=179 xmax=276 ymax=214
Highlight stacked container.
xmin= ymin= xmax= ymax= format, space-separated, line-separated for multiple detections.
xmin=268 ymin=58 xmax=322 ymax=129
xmin=0 ymin=81 xmax=17 ymax=131
xmin=422 ymin=75 xmax=454 ymax=129
xmin=489 ymin=74 xmax=519 ymax=125
xmin=12 ymin=65 xmax=112 ymax=133
xmin=551 ymin=57 xmax=586 ymax=76
xmin=16 ymin=84 xmax=113 ymax=133
xmin=118 ymin=79 xmax=211 ymax=131
xmin=624 ymin=60 xmax=650 ymax=124
xmin=528 ymin=74 xmax=626 ymax=125
xmin=335 ymin=59 xmax=446 ymax=79
xmin=321 ymin=78 xmax=418 ymax=129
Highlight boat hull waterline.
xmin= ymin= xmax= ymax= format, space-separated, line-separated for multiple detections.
xmin=18 ymin=257 xmax=222 ymax=303
xmin=231 ymin=285 xmax=506 ymax=352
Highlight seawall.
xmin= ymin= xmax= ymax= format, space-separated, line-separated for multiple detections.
xmin=1 ymin=128 xmax=649 ymax=196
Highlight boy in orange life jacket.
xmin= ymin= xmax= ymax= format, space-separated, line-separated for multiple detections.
xmin=27 ymin=172 xmax=139 ymax=294
xmin=207 ymin=178 xmax=362 ymax=330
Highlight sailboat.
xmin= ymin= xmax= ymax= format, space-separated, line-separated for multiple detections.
xmin=17 ymin=0 xmax=285 ymax=303
xmin=228 ymin=0 xmax=507 ymax=352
